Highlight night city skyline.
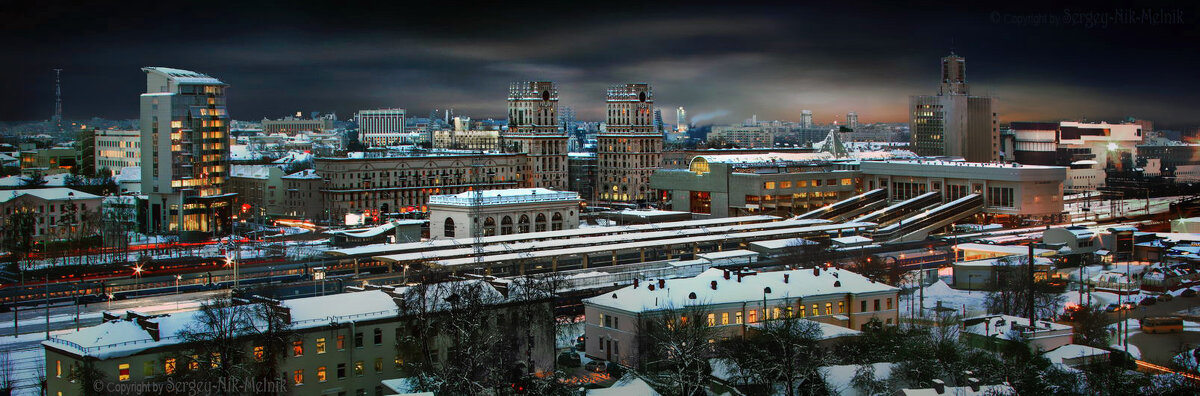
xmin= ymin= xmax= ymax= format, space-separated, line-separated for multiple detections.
xmin=3 ymin=1 xmax=1199 ymax=129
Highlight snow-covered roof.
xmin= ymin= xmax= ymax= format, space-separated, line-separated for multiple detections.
xmin=953 ymin=256 xmax=1053 ymax=267
xmin=831 ymin=235 xmax=873 ymax=245
xmin=900 ymin=383 xmax=1014 ymax=396
xmin=584 ymin=267 xmax=897 ymax=314
xmin=229 ymin=144 xmax=264 ymax=161
xmin=963 ymin=314 xmax=1071 ymax=340
xmin=586 ymin=375 xmax=660 ymax=396
xmin=747 ymin=237 xmax=818 ymax=251
xmin=610 ymin=208 xmax=691 ymax=218
xmin=428 ymin=188 xmax=580 ymax=206
xmin=695 ymin=249 xmax=759 ymax=261
xmin=956 ymin=243 xmax=1056 ymax=257
xmin=0 ymin=173 xmax=71 ymax=188
xmin=282 ymin=290 xmax=399 ymax=327
xmin=330 ymin=215 xmax=783 ymax=257
xmin=0 ymin=188 xmax=100 ymax=203
xmin=1043 ymin=344 xmax=1110 ymax=365
xmin=114 ymin=166 xmax=141 ymax=182
xmin=283 ymin=169 xmax=321 ymax=179
xmin=273 ymin=151 xmax=313 ymax=164
xmin=143 ymin=67 xmax=225 ymax=85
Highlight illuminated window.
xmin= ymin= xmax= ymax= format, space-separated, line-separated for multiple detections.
xmin=317 ymin=366 xmax=327 ymax=382
xmin=773 ymin=308 xmax=781 ymax=320
xmin=786 ymin=306 xmax=794 ymax=318
xmin=170 ymin=120 xmax=182 ymax=129
xmin=293 ymin=340 xmax=303 ymax=356
xmin=164 ymin=358 xmax=176 ymax=375
xmin=764 ymin=182 xmax=776 ymax=189
xmin=211 ymin=353 xmax=221 ymax=368
xmin=354 ymin=361 xmax=365 ymax=376
xmin=780 ymin=181 xmax=792 ymax=189
xmin=748 ymin=310 xmax=756 ymax=323
xmin=374 ymin=358 xmax=383 ymax=373
xmin=841 ymin=178 xmax=853 ymax=186
xmin=254 ymin=346 xmax=264 ymax=362
xmin=735 ymin=311 xmax=743 ymax=324
xmin=316 ymin=338 xmax=326 ymax=354
xmin=293 ymin=369 xmax=304 ymax=385
xmin=838 ymin=301 xmax=845 ymax=314
xmin=707 ymin=313 xmax=716 ymax=326
xmin=811 ymin=304 xmax=819 ymax=317
xmin=721 ymin=312 xmax=729 ymax=325
xmin=118 ymin=363 xmax=131 ymax=381
xmin=56 ymin=360 xmax=61 ymax=378
xmin=825 ymin=303 xmax=833 ymax=315
xmin=395 ymin=355 xmax=404 ymax=369
xmin=188 ymin=355 xmax=199 ymax=370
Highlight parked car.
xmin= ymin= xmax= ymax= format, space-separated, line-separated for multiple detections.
xmin=585 ymin=360 xmax=607 ymax=373
xmin=1182 ymin=288 xmax=1197 ymax=298
xmin=1104 ymin=303 xmax=1121 ymax=312
xmin=1140 ymin=297 xmax=1157 ymax=306
xmin=557 ymin=351 xmax=581 ymax=368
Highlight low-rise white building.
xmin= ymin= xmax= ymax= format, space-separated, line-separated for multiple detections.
xmin=428 ymin=188 xmax=581 ymax=239
xmin=962 ymin=314 xmax=1073 ymax=352
xmin=582 ymin=267 xmax=899 ymax=367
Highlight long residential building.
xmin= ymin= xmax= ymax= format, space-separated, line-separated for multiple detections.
xmin=314 ymin=152 xmax=528 ymax=224
xmin=583 ymin=267 xmax=900 ymax=367
xmin=262 ymin=115 xmax=335 ymax=135
xmin=0 ymin=188 xmax=102 ymax=243
xmin=44 ymin=286 xmax=554 ymax=396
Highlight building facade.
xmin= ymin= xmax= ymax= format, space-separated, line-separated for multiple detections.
xmin=431 ymin=129 xmax=500 ymax=151
xmin=582 ymin=267 xmax=899 ymax=367
xmin=355 ymin=109 xmax=407 ymax=147
xmin=651 ymin=153 xmax=863 ymax=218
xmin=313 ymin=152 xmax=527 ymax=224
xmin=139 ymin=67 xmax=234 ymax=240
xmin=94 ymin=129 xmax=141 ymax=174
xmin=427 ymin=188 xmax=581 ymax=239
xmin=44 ymin=287 xmax=555 ymax=396
xmin=1008 ymin=121 xmax=1143 ymax=192
xmin=568 ymin=152 xmax=598 ymax=204
xmin=502 ymin=81 xmax=568 ymax=190
xmin=859 ymin=160 xmax=1066 ymax=224
xmin=262 ymin=115 xmax=335 ymax=135
xmin=708 ymin=126 xmax=773 ymax=148
xmin=0 ymin=188 xmax=102 ymax=244
xmin=598 ymin=83 xmax=662 ymax=203
xmin=910 ymin=53 xmax=999 ymax=162
xmin=19 ymin=147 xmax=79 ymax=175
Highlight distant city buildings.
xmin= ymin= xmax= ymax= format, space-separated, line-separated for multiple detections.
xmin=503 ymin=81 xmax=568 ymax=190
xmin=262 ymin=114 xmax=335 ymax=135
xmin=801 ymin=109 xmax=814 ymax=128
xmin=139 ymin=67 xmax=233 ymax=240
xmin=910 ymin=53 xmax=999 ymax=162
xmin=568 ymin=152 xmax=598 ymax=203
xmin=846 ymin=112 xmax=859 ymax=129
xmin=708 ymin=125 xmax=772 ymax=148
xmin=355 ymin=108 xmax=407 ymax=147
xmin=598 ymin=83 xmax=661 ymax=203
xmin=1007 ymin=121 xmax=1144 ymax=192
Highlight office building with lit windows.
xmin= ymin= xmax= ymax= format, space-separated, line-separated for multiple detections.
xmin=598 ymin=83 xmax=661 ymax=203
xmin=139 ymin=67 xmax=234 ymax=241
xmin=909 ymin=53 xmax=999 ymax=163
xmin=502 ymin=81 xmax=568 ymax=190
xmin=94 ymin=129 xmax=141 ymax=172
xmin=355 ymin=108 xmax=408 ymax=147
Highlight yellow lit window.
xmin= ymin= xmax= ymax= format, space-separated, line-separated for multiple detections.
xmin=773 ymin=307 xmax=781 ymax=320
xmin=118 ymin=363 xmax=131 ymax=381
xmin=253 ymin=346 xmax=264 ymax=362
xmin=735 ymin=311 xmax=743 ymax=324
xmin=354 ymin=361 xmax=364 ymax=376
xmin=317 ymin=366 xmax=327 ymax=382
xmin=293 ymin=369 xmax=303 ymax=385
xmin=188 ymin=355 xmax=199 ymax=370
xmin=707 ymin=313 xmax=716 ymax=326
xmin=798 ymin=180 xmax=808 ymax=187
xmin=824 ymin=303 xmax=833 ymax=315
xmin=170 ymin=120 xmax=182 ymax=129
xmin=838 ymin=301 xmax=845 ymax=314
xmin=211 ymin=353 xmax=221 ymax=368
xmin=748 ymin=310 xmax=757 ymax=323
xmin=764 ymin=182 xmax=776 ymax=189
xmin=721 ymin=312 xmax=729 ymax=325
xmin=841 ymin=178 xmax=853 ymax=186
xmin=56 ymin=360 xmax=61 ymax=378
xmin=780 ymin=181 xmax=792 ymax=188
xmin=811 ymin=304 xmax=819 ymax=317
xmin=293 ymin=340 xmax=303 ymax=356
xmin=316 ymin=338 xmax=326 ymax=354
xmin=164 ymin=358 xmax=176 ymax=375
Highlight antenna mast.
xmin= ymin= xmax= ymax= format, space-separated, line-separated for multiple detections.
xmin=53 ymin=68 xmax=63 ymax=133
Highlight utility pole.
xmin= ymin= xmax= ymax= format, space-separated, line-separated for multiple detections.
xmin=1027 ymin=243 xmax=1035 ymax=329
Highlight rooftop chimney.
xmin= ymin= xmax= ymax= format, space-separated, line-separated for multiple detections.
xmin=711 ymin=280 xmax=718 ymax=290
xmin=658 ymin=279 xmax=665 ymax=289
xmin=723 ymin=270 xmax=730 ymax=280
xmin=932 ymin=379 xmax=946 ymax=394
xmin=784 ymin=274 xmax=790 ymax=283
xmin=967 ymin=377 xmax=981 ymax=392
xmin=813 ymin=267 xmax=820 ymax=276
xmin=634 ymin=278 xmax=639 ymax=288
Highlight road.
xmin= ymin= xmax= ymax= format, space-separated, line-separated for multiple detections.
xmin=1112 ymin=295 xmax=1200 ymax=366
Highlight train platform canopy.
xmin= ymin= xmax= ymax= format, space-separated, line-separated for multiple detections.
xmin=747 ymin=238 xmax=819 ymax=255
xmin=429 ymin=222 xmax=877 ymax=269
xmin=371 ymin=219 xmax=829 ymax=264
xmin=327 ymin=215 xmax=782 ymax=257
xmin=955 ymin=243 xmax=1056 ymax=261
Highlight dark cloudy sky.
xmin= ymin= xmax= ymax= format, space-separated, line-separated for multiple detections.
xmin=4 ymin=0 xmax=1198 ymax=129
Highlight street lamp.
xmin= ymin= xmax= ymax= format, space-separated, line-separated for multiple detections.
xmin=175 ymin=275 xmax=182 ymax=310
xmin=133 ymin=264 xmax=143 ymax=294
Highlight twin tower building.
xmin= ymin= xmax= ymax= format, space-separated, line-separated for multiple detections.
xmin=505 ymin=82 xmax=660 ymax=203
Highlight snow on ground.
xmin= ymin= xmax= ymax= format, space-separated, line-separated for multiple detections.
xmin=901 ymin=280 xmax=988 ymax=317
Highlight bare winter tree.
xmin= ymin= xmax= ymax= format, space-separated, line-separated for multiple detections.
xmin=0 ymin=349 xmax=14 ymax=396
xmin=172 ymin=295 xmax=258 ymax=383
xmin=720 ymin=311 xmax=828 ymax=396
xmin=395 ymin=277 xmax=519 ymax=395
xmin=983 ymin=256 xmax=1065 ymax=319
xmin=636 ymin=304 xmax=720 ymax=396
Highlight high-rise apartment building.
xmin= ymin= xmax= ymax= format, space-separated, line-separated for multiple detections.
xmin=846 ymin=112 xmax=859 ymax=129
xmin=910 ymin=53 xmax=999 ymax=162
xmin=503 ymin=81 xmax=567 ymax=190
xmin=139 ymin=67 xmax=233 ymax=240
xmin=676 ymin=106 xmax=688 ymax=132
xmin=801 ymin=110 xmax=813 ymax=128
xmin=355 ymin=108 xmax=407 ymax=147
xmin=598 ymin=83 xmax=661 ymax=203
